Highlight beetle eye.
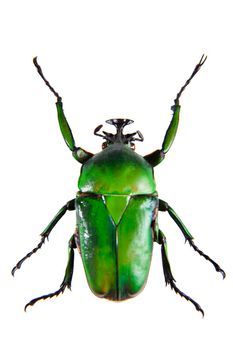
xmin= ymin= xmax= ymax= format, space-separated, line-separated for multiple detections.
xmin=102 ymin=142 xmax=108 ymax=149
xmin=130 ymin=142 xmax=135 ymax=150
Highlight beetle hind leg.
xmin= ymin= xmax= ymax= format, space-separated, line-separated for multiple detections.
xmin=24 ymin=234 xmax=77 ymax=311
xmin=158 ymin=199 xmax=226 ymax=278
xmin=157 ymin=229 xmax=204 ymax=316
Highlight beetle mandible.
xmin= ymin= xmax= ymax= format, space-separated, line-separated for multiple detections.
xmin=12 ymin=55 xmax=225 ymax=315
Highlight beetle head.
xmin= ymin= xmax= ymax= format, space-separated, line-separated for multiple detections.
xmin=94 ymin=118 xmax=144 ymax=150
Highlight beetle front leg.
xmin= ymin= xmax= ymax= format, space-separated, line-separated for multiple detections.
xmin=33 ymin=57 xmax=93 ymax=164
xmin=156 ymin=229 xmax=204 ymax=316
xmin=144 ymin=104 xmax=180 ymax=166
xmin=144 ymin=55 xmax=207 ymax=167
xmin=11 ymin=199 xmax=75 ymax=276
xmin=159 ymin=199 xmax=226 ymax=278
xmin=24 ymin=233 xmax=77 ymax=311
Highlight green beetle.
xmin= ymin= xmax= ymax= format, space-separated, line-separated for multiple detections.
xmin=12 ymin=56 xmax=225 ymax=315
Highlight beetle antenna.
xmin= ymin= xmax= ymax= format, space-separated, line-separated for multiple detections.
xmin=174 ymin=54 xmax=207 ymax=105
xmin=33 ymin=57 xmax=62 ymax=102
xmin=94 ymin=125 xmax=114 ymax=142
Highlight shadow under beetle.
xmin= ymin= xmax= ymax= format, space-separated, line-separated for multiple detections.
xmin=12 ymin=55 xmax=225 ymax=315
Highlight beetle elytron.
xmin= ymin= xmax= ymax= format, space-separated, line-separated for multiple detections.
xmin=12 ymin=55 xmax=225 ymax=315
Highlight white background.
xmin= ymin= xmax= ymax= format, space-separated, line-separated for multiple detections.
xmin=1 ymin=0 xmax=232 ymax=349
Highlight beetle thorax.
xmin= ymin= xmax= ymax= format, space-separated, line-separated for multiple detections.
xmin=78 ymin=143 xmax=156 ymax=195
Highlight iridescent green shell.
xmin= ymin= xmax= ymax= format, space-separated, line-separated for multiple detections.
xmin=78 ymin=144 xmax=156 ymax=195
xmin=76 ymin=194 xmax=158 ymax=300
xmin=76 ymin=144 xmax=157 ymax=300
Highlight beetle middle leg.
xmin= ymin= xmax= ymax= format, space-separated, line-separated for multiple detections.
xmin=24 ymin=233 xmax=78 ymax=311
xmin=11 ymin=199 xmax=75 ymax=276
xmin=158 ymin=199 xmax=226 ymax=278
xmin=156 ymin=229 xmax=204 ymax=316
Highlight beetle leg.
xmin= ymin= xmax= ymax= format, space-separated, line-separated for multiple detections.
xmin=157 ymin=229 xmax=204 ymax=316
xmin=144 ymin=55 xmax=207 ymax=167
xmin=144 ymin=105 xmax=180 ymax=167
xmin=158 ymin=199 xmax=226 ymax=279
xmin=24 ymin=234 xmax=76 ymax=311
xmin=11 ymin=199 xmax=75 ymax=276
xmin=33 ymin=57 xmax=93 ymax=164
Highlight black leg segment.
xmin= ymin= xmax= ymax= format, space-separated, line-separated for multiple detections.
xmin=33 ymin=58 xmax=93 ymax=163
xmin=144 ymin=55 xmax=207 ymax=167
xmin=11 ymin=199 xmax=75 ymax=276
xmin=158 ymin=229 xmax=204 ymax=316
xmin=159 ymin=199 xmax=226 ymax=279
xmin=24 ymin=234 xmax=77 ymax=311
